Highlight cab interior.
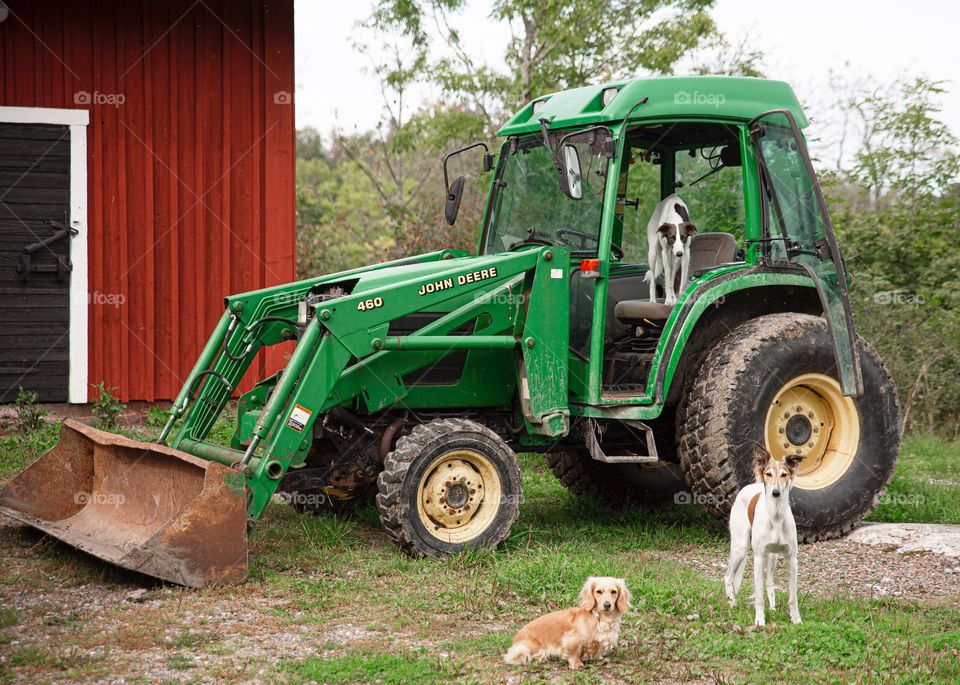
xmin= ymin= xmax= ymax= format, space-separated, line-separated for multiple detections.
xmin=572 ymin=121 xmax=748 ymax=395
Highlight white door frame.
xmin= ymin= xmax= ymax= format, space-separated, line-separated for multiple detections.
xmin=0 ymin=106 xmax=89 ymax=403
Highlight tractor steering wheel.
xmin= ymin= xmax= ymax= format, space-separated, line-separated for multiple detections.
xmin=555 ymin=228 xmax=624 ymax=260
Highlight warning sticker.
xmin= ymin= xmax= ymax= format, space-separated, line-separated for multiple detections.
xmin=286 ymin=404 xmax=312 ymax=432
xmin=550 ymin=268 xmax=563 ymax=279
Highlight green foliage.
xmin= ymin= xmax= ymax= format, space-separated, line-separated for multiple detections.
xmin=145 ymin=405 xmax=169 ymax=428
xmin=13 ymin=387 xmax=45 ymax=435
xmin=825 ymin=78 xmax=960 ymax=435
xmin=90 ymin=382 xmax=126 ymax=430
xmin=372 ymin=0 xmax=731 ymax=115
xmin=0 ymin=420 xmax=60 ymax=478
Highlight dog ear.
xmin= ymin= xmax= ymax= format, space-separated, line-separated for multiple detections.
xmin=682 ymin=222 xmax=697 ymax=235
xmin=753 ymin=443 xmax=771 ymax=482
xmin=784 ymin=454 xmax=803 ymax=473
xmin=615 ymin=579 xmax=631 ymax=613
xmin=657 ymin=223 xmax=673 ymax=235
xmin=580 ymin=577 xmax=597 ymax=611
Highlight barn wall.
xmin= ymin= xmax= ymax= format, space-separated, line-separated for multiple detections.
xmin=0 ymin=0 xmax=296 ymax=401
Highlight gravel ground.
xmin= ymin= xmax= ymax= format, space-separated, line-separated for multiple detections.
xmin=657 ymin=532 xmax=960 ymax=604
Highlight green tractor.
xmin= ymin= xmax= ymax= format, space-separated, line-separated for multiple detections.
xmin=0 ymin=76 xmax=900 ymax=586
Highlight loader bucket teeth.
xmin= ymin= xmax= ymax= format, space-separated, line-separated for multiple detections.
xmin=0 ymin=419 xmax=248 ymax=587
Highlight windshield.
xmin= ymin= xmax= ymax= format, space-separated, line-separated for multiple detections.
xmin=482 ymin=130 xmax=610 ymax=255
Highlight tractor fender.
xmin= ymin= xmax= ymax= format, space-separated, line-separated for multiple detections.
xmin=654 ymin=267 xmax=821 ymax=406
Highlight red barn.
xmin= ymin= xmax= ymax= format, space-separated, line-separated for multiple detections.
xmin=0 ymin=0 xmax=296 ymax=403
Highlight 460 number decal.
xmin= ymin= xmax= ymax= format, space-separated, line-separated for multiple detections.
xmin=357 ymin=297 xmax=384 ymax=311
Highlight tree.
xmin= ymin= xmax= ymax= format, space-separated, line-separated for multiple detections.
xmin=372 ymin=0 xmax=726 ymax=132
xmin=824 ymin=78 xmax=960 ymax=434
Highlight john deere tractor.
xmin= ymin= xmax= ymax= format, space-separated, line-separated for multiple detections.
xmin=0 ymin=77 xmax=900 ymax=586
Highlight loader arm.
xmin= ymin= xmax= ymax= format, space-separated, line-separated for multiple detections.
xmin=162 ymin=246 xmax=569 ymax=520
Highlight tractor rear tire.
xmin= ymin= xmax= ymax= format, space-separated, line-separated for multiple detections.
xmin=545 ymin=451 xmax=686 ymax=507
xmin=676 ymin=313 xmax=900 ymax=542
xmin=376 ymin=418 xmax=522 ymax=557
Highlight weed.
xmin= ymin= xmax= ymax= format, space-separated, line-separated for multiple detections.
xmin=13 ymin=387 xmax=45 ymax=434
xmin=90 ymin=382 xmax=126 ymax=430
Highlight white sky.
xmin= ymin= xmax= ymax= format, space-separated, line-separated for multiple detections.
xmin=294 ymin=0 xmax=960 ymax=148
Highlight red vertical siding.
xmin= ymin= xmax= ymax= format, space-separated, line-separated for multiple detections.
xmin=0 ymin=0 xmax=296 ymax=401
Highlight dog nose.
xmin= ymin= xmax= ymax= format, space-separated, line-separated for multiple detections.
xmin=772 ymin=488 xmax=781 ymax=497
xmin=603 ymin=601 xmax=612 ymax=610
xmin=675 ymin=251 xmax=683 ymax=257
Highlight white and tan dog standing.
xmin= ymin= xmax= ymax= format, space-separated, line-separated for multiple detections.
xmin=504 ymin=576 xmax=630 ymax=670
xmin=724 ymin=444 xmax=803 ymax=627
xmin=644 ymin=193 xmax=696 ymax=306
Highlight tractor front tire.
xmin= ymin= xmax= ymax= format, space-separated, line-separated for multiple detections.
xmin=677 ymin=313 xmax=900 ymax=541
xmin=545 ymin=451 xmax=686 ymax=507
xmin=376 ymin=418 xmax=522 ymax=557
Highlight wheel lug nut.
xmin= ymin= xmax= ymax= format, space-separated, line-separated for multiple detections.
xmin=808 ymin=442 xmax=814 ymax=448
xmin=796 ymin=406 xmax=802 ymax=412
xmin=808 ymin=412 xmax=814 ymax=418
xmin=783 ymin=412 xmax=790 ymax=419
xmin=783 ymin=442 xmax=790 ymax=449
xmin=779 ymin=428 xmax=784 ymax=434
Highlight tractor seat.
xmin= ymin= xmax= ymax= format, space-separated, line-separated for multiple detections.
xmin=614 ymin=232 xmax=738 ymax=322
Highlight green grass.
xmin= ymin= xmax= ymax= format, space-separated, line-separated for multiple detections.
xmin=869 ymin=434 xmax=960 ymax=524
xmin=275 ymin=652 xmax=469 ymax=685
xmin=0 ymin=420 xmax=60 ymax=479
xmin=2 ymin=420 xmax=959 ymax=683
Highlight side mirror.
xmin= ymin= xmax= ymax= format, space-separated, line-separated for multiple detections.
xmin=559 ymin=144 xmax=583 ymax=200
xmin=445 ymin=175 xmax=465 ymax=225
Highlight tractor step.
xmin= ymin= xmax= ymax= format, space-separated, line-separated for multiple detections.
xmin=585 ymin=419 xmax=659 ymax=464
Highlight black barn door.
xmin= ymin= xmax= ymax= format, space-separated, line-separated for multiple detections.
xmin=0 ymin=123 xmax=72 ymax=402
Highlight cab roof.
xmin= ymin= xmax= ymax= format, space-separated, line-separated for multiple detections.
xmin=497 ymin=76 xmax=808 ymax=136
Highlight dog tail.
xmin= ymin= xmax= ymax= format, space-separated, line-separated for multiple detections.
xmin=503 ymin=641 xmax=532 ymax=665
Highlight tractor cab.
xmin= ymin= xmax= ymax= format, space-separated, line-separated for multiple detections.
xmin=464 ymin=77 xmax=861 ymax=408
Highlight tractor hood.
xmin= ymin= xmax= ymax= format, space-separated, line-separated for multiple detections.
xmin=346 ymin=253 xmax=506 ymax=295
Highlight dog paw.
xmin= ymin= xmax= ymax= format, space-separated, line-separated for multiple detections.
xmin=791 ymin=614 xmax=802 ymax=624
xmin=754 ymin=616 xmax=765 ymax=628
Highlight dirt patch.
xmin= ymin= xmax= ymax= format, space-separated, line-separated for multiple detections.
xmin=658 ymin=533 xmax=960 ymax=604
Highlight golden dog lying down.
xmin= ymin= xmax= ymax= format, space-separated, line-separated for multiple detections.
xmin=504 ymin=576 xmax=631 ymax=670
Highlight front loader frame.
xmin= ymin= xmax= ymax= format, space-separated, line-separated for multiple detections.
xmin=158 ymin=246 xmax=569 ymax=521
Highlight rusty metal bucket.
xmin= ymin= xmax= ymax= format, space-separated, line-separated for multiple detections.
xmin=0 ymin=419 xmax=248 ymax=587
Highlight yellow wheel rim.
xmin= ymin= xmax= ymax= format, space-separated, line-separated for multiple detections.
xmin=764 ymin=373 xmax=860 ymax=490
xmin=416 ymin=449 xmax=502 ymax=544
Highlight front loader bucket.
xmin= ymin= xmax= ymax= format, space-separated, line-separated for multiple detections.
xmin=0 ymin=419 xmax=248 ymax=587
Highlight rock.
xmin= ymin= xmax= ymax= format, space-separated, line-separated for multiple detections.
xmin=685 ymin=612 xmax=699 ymax=621
xmin=847 ymin=523 xmax=960 ymax=558
xmin=125 ymin=588 xmax=149 ymax=603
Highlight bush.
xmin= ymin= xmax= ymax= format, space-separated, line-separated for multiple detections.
xmin=90 ymin=382 xmax=126 ymax=430
xmin=14 ymin=386 xmax=45 ymax=434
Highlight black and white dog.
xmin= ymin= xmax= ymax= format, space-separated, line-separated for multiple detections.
xmin=644 ymin=194 xmax=696 ymax=306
